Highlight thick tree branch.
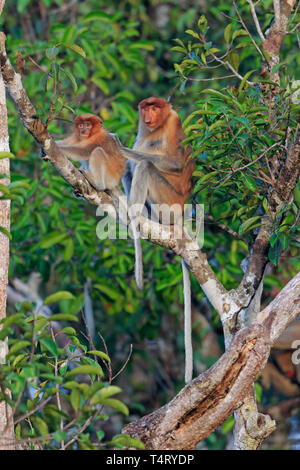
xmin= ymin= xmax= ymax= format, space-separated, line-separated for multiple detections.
xmin=124 ymin=273 xmax=299 ymax=449
xmin=124 ymin=324 xmax=271 ymax=450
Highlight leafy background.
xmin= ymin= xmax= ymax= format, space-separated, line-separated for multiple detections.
xmin=0 ymin=0 xmax=299 ymax=449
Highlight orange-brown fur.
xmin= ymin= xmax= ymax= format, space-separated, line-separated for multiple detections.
xmin=57 ymin=114 xmax=126 ymax=191
xmin=134 ymin=97 xmax=195 ymax=209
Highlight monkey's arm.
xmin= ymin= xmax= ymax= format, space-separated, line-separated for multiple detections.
xmin=120 ymin=147 xmax=183 ymax=174
xmin=56 ymin=143 xmax=92 ymax=161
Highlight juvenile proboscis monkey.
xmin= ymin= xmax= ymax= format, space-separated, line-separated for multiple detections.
xmin=55 ymin=114 xmax=126 ymax=192
xmin=121 ymin=97 xmax=195 ymax=383
xmin=53 ymin=114 xmax=143 ymax=289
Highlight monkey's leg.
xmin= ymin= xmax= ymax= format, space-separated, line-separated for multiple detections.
xmin=79 ymin=168 xmax=99 ymax=190
xmin=88 ymin=148 xmax=110 ymax=191
xmin=129 ymin=161 xmax=149 ymax=208
xmin=122 ymin=161 xmax=134 ymax=199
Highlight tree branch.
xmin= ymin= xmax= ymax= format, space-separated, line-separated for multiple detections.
xmin=124 ymin=273 xmax=299 ymax=449
xmin=124 ymin=324 xmax=271 ymax=449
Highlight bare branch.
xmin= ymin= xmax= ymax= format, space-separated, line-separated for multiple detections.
xmin=247 ymin=0 xmax=265 ymax=41
xmin=257 ymin=271 xmax=300 ymax=344
xmin=273 ymin=0 xmax=281 ymax=24
xmin=124 ymin=324 xmax=271 ymax=449
xmin=233 ymin=1 xmax=265 ymax=59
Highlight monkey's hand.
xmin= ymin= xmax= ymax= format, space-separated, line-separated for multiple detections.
xmin=40 ymin=147 xmax=50 ymax=161
xmin=73 ymin=187 xmax=84 ymax=199
xmin=120 ymin=147 xmax=182 ymax=174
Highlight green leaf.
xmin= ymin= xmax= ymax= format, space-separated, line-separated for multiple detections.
xmin=62 ymin=69 xmax=78 ymax=93
xmin=242 ymin=175 xmax=259 ymax=191
xmin=268 ymin=240 xmax=281 ymax=265
xmin=0 ymin=313 xmax=24 ymax=327
xmin=239 ymin=216 xmax=261 ymax=235
xmin=67 ymin=365 xmax=104 ymax=377
xmin=224 ymin=24 xmax=232 ymax=43
xmin=63 ymin=43 xmax=86 ymax=58
xmin=91 ymin=77 xmax=110 ymax=96
xmin=90 ymin=386 xmax=122 ymax=405
xmin=254 ymin=382 xmax=262 ymax=402
xmin=238 ymin=70 xmax=256 ymax=96
xmin=48 ymin=313 xmax=78 ymax=322
xmin=87 ymin=350 xmax=110 ymax=362
xmin=221 ymin=416 xmax=234 ymax=434
xmin=31 ymin=416 xmax=49 ymax=437
xmin=52 ymin=431 xmax=67 ymax=443
xmin=39 ymin=232 xmax=67 ymax=249
xmin=232 ymin=29 xmax=248 ymax=41
xmin=44 ymin=291 xmax=74 ymax=305
xmin=0 ymin=152 xmax=15 ymax=159
xmin=61 ymin=327 xmax=77 ymax=335
xmin=17 ymin=0 xmax=31 ymax=14
xmin=46 ymin=47 xmax=59 ymax=60
xmin=70 ymin=388 xmax=81 ymax=412
xmin=39 ymin=338 xmax=58 ymax=357
xmin=198 ymin=15 xmax=208 ymax=33
xmin=100 ymin=398 xmax=129 ymax=416
xmin=185 ymin=29 xmax=199 ymax=39
xmin=83 ymin=11 xmax=112 ymax=22
xmin=94 ymin=284 xmax=119 ymax=300
xmin=130 ymin=41 xmax=154 ymax=51
xmin=111 ymin=434 xmax=145 ymax=450
xmin=8 ymin=340 xmax=31 ymax=356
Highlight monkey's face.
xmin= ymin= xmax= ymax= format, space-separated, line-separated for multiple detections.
xmin=77 ymin=121 xmax=93 ymax=140
xmin=141 ymin=105 xmax=164 ymax=131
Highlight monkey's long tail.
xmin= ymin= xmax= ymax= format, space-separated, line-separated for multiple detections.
xmin=128 ymin=210 xmax=144 ymax=290
xmin=134 ymin=235 xmax=144 ymax=290
xmin=110 ymin=187 xmax=143 ymax=289
xmin=182 ymin=258 xmax=193 ymax=383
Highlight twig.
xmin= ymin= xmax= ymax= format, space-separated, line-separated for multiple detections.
xmin=182 ymin=74 xmax=236 ymax=82
xmin=216 ymin=142 xmax=281 ymax=186
xmin=246 ymin=0 xmax=265 ymax=41
xmin=289 ymin=0 xmax=300 ymax=26
xmin=206 ymin=214 xmax=249 ymax=245
xmin=209 ymin=49 xmax=254 ymax=84
xmin=14 ymin=397 xmax=52 ymax=425
xmin=20 ymin=47 xmax=49 ymax=75
xmin=111 ymin=344 xmax=133 ymax=381
xmin=96 ymin=332 xmax=112 ymax=381
xmin=289 ymin=22 xmax=300 ymax=33
xmin=233 ymin=1 xmax=265 ymax=59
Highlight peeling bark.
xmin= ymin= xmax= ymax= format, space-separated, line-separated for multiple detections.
xmin=0 ymin=22 xmax=15 ymax=448
xmin=124 ymin=324 xmax=271 ymax=449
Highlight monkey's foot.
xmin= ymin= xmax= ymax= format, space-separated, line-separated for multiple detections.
xmin=73 ymin=187 xmax=84 ymax=198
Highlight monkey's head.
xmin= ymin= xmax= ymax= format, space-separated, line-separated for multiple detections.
xmin=139 ymin=97 xmax=171 ymax=131
xmin=75 ymin=114 xmax=103 ymax=140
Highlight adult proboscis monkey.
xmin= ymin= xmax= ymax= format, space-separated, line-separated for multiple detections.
xmin=122 ymin=97 xmax=195 ymax=383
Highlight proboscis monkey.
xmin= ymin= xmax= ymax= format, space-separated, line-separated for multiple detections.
xmin=121 ymin=97 xmax=195 ymax=383
xmin=53 ymin=114 xmax=143 ymax=289
xmin=55 ymin=114 xmax=126 ymax=192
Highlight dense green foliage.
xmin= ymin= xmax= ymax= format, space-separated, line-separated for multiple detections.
xmin=0 ymin=0 xmax=299 ymax=449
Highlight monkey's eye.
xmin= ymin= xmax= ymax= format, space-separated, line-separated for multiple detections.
xmin=78 ymin=124 xmax=84 ymax=128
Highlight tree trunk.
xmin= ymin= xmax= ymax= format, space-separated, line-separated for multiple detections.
xmin=0 ymin=20 xmax=15 ymax=448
